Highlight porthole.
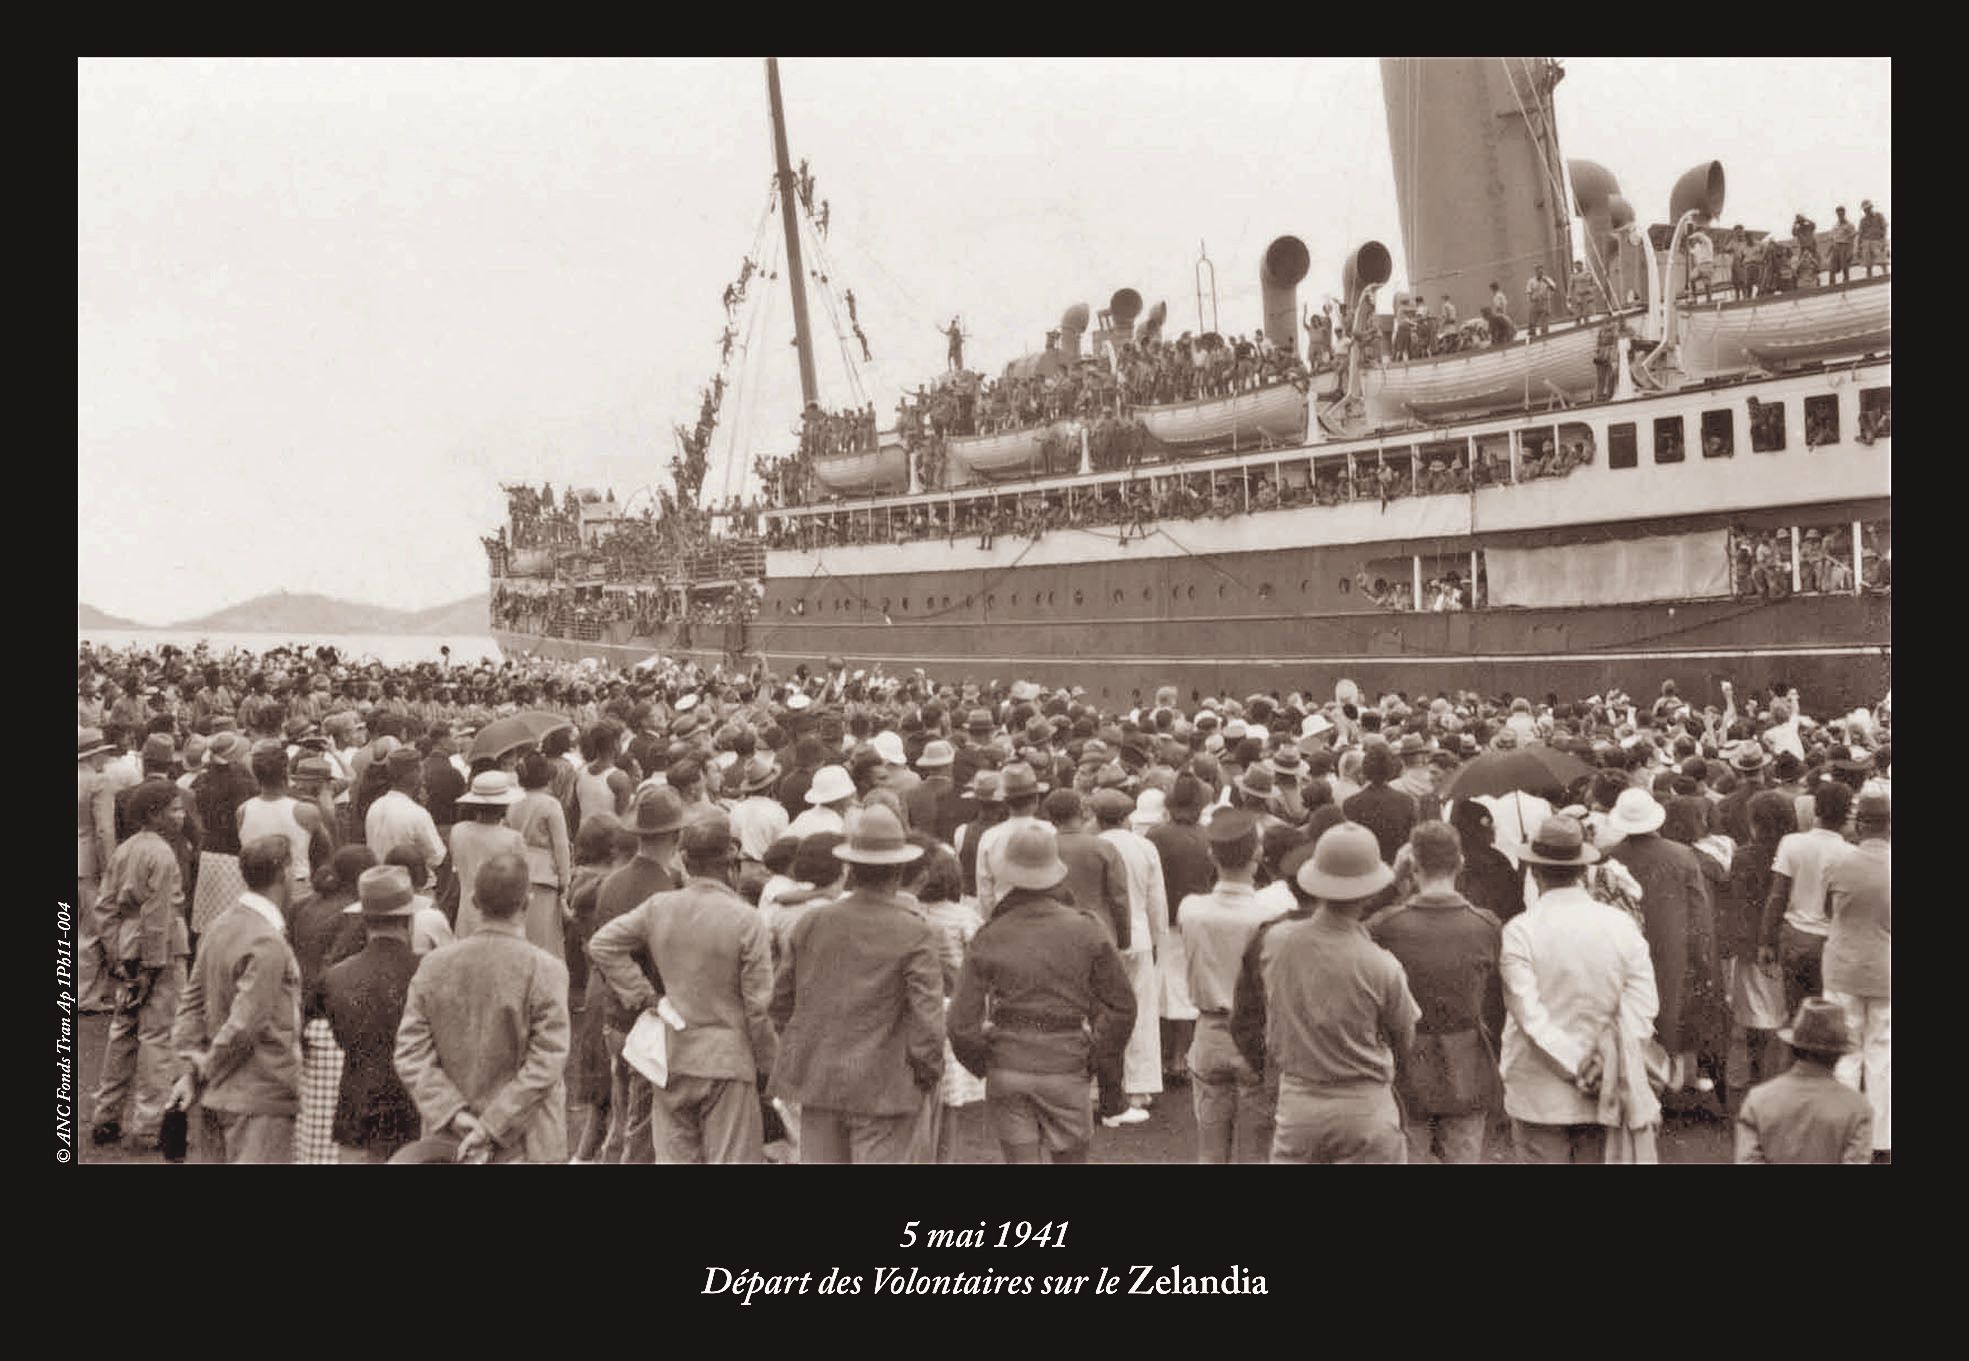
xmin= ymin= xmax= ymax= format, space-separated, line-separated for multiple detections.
xmin=901 ymin=598 xmax=909 ymax=611
xmin=1258 ymin=583 xmax=1274 ymax=600
xmin=965 ymin=595 xmax=975 ymax=608
xmin=1073 ymin=589 xmax=1084 ymax=606
xmin=1299 ymin=580 xmax=1309 ymax=594
xmin=1187 ymin=585 xmax=1196 ymax=600
xmin=987 ymin=594 xmax=996 ymax=610
xmin=1218 ymin=584 xmax=1227 ymax=599
xmin=1141 ymin=587 xmax=1152 ymax=601
xmin=1012 ymin=594 xmax=1020 ymax=606
xmin=1047 ymin=591 xmax=1056 ymax=606
xmin=1112 ymin=589 xmax=1125 ymax=605
xmin=882 ymin=598 xmax=891 ymax=612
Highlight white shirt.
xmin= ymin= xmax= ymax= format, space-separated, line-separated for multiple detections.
xmin=1763 ymin=717 xmax=1805 ymax=761
xmin=1499 ymin=885 xmax=1658 ymax=1126
xmin=238 ymin=890 xmax=286 ymax=935
xmin=1772 ymin=827 xmax=1853 ymax=936
xmin=786 ymin=804 xmax=846 ymax=841
xmin=365 ymin=789 xmax=449 ymax=869
xmin=731 ymin=795 xmax=791 ymax=861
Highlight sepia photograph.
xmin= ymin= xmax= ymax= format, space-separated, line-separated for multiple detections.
xmin=72 ymin=57 xmax=1889 ymax=1171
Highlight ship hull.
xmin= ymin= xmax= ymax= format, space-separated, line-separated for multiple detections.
xmin=496 ymin=578 xmax=1889 ymax=714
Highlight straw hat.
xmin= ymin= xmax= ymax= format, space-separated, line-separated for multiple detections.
xmin=1518 ymin=814 xmax=1603 ymax=866
xmin=77 ymin=727 xmax=114 ymax=761
xmin=357 ymin=864 xmax=417 ymax=918
xmin=736 ymin=754 xmax=781 ymax=794
xmin=456 ymin=771 xmax=523 ymax=807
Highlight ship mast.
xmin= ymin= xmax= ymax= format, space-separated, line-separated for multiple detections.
xmin=766 ymin=57 xmax=819 ymax=411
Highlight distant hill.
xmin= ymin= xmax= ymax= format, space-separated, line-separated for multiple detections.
xmin=168 ymin=590 xmax=489 ymax=637
xmin=79 ymin=602 xmax=145 ymax=629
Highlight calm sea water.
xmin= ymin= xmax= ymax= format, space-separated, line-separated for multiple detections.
xmin=77 ymin=629 xmax=505 ymax=668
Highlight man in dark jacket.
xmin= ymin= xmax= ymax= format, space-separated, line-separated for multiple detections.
xmin=320 ymin=864 xmax=424 ymax=1162
xmin=1342 ymin=739 xmax=1418 ymax=865
xmin=768 ymin=806 xmax=945 ymax=1163
xmin=904 ymin=740 xmax=962 ymax=843
xmin=949 ymin=821 xmax=1136 ymax=1164
xmin=1605 ymin=787 xmax=1720 ymax=1092
xmin=1043 ymin=788 xmax=1131 ymax=1121
xmin=1370 ymin=822 xmax=1504 ymax=1163
xmin=1148 ymin=774 xmax=1214 ymax=1080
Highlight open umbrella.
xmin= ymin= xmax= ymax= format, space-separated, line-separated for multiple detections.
xmin=1441 ymin=745 xmax=1595 ymax=802
xmin=467 ymin=710 xmax=574 ymax=763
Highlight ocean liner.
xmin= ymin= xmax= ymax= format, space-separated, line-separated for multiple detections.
xmin=486 ymin=58 xmax=1890 ymax=710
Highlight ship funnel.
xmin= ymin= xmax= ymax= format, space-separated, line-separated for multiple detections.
xmin=1135 ymin=300 xmax=1167 ymax=347
xmin=1669 ymin=161 xmax=1726 ymax=225
xmin=1260 ymin=235 xmax=1311 ymax=354
xmin=1342 ymin=241 xmax=1393 ymax=313
xmin=1060 ymin=302 xmax=1090 ymax=358
xmin=1109 ymin=288 xmax=1143 ymax=331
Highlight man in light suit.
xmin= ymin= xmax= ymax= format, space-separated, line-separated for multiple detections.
xmin=170 ymin=836 xmax=304 ymax=1163
xmin=768 ymin=806 xmax=944 ymax=1163
xmin=1499 ymin=816 xmax=1659 ymax=1163
xmin=395 ymin=853 xmax=570 ymax=1163
xmin=587 ymin=812 xmax=776 ymax=1163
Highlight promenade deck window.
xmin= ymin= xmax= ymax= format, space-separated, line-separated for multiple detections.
xmin=1608 ymin=422 xmax=1638 ymax=470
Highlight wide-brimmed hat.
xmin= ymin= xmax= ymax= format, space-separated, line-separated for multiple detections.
xmin=1519 ymin=814 xmax=1604 ymax=865
xmin=205 ymin=731 xmax=249 ymax=766
xmin=997 ymin=821 xmax=1070 ymax=891
xmin=1778 ymin=997 xmax=1856 ymax=1056
xmin=916 ymin=739 xmax=955 ymax=769
xmin=833 ymin=805 xmax=922 ymax=865
xmin=1093 ymin=759 xmax=1131 ymax=790
xmin=456 ymin=771 xmax=523 ymax=807
xmin=1301 ymin=713 xmax=1334 ymax=741
xmin=1236 ymin=765 xmax=1277 ymax=800
xmin=805 ymin=765 xmax=856 ymax=805
xmin=1129 ymin=787 xmax=1167 ymax=830
xmin=785 ymin=691 xmax=813 ymax=713
xmin=631 ymin=785 xmax=687 ymax=834
xmin=997 ymin=761 xmax=1048 ymax=800
xmin=871 ymin=731 xmax=907 ymax=765
xmin=1270 ymin=746 xmax=1304 ymax=772
xmin=1729 ymin=741 xmax=1770 ymax=773
xmin=78 ymin=727 xmax=115 ymax=760
xmin=1830 ymin=746 xmax=1875 ymax=774
xmin=1605 ymin=788 xmax=1666 ymax=836
xmin=284 ymin=717 xmax=320 ymax=743
xmin=737 ymin=754 xmax=781 ymax=793
xmin=357 ymin=864 xmax=417 ymax=917
xmin=1296 ymin=822 xmax=1396 ymax=902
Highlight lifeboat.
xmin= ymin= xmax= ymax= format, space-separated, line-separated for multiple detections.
xmin=947 ymin=421 xmax=1079 ymax=481
xmin=1678 ymin=275 xmax=1891 ymax=376
xmin=1135 ymin=378 xmax=1311 ymax=450
xmin=810 ymin=440 xmax=910 ymax=495
xmin=1358 ymin=319 xmax=1606 ymax=424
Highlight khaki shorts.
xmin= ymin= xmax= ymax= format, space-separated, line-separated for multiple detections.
xmin=986 ymin=1068 xmax=1092 ymax=1151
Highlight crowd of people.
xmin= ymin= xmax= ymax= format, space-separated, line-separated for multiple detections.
xmin=78 ymin=638 xmax=1889 ymax=1164
xmin=1681 ymin=200 xmax=1889 ymax=302
xmin=1731 ymin=524 xmax=1889 ymax=600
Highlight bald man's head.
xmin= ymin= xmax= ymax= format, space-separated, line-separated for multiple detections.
xmin=474 ymin=852 xmax=530 ymax=921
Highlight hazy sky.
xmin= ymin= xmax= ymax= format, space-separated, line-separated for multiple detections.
xmin=78 ymin=56 xmax=1889 ymax=623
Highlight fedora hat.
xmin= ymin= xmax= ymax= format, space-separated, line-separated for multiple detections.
xmin=631 ymin=785 xmax=687 ymax=834
xmin=1270 ymin=746 xmax=1304 ymax=771
xmin=968 ymin=770 xmax=1005 ymax=803
xmin=1518 ymin=814 xmax=1603 ymax=866
xmin=284 ymin=716 xmax=320 ymax=743
xmin=805 ymin=764 xmax=857 ymax=805
xmin=1295 ymin=823 xmax=1395 ymax=902
xmin=205 ymin=731 xmax=249 ymax=766
xmin=78 ymin=727 xmax=115 ymax=761
xmin=1235 ymin=765 xmax=1277 ymax=800
xmin=357 ymin=864 xmax=417 ymax=917
xmin=997 ymin=761 xmax=1048 ymax=800
xmin=1778 ymin=997 xmax=1856 ymax=1056
xmin=1606 ymin=787 xmax=1666 ymax=836
xmin=737 ymin=754 xmax=781 ymax=793
xmin=1728 ymin=741 xmax=1770 ymax=773
xmin=965 ymin=707 xmax=995 ymax=732
xmin=141 ymin=734 xmax=177 ymax=768
xmin=833 ymin=805 xmax=923 ymax=865
xmin=456 ymin=771 xmax=523 ymax=807
xmin=997 ymin=821 xmax=1069 ymax=891
xmin=1093 ymin=759 xmax=1131 ymax=790
xmin=915 ymin=739 xmax=955 ymax=769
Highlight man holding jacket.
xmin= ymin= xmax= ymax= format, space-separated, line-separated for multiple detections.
xmin=588 ymin=812 xmax=777 ymax=1163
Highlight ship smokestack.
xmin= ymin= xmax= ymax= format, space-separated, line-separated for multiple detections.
xmin=1060 ymin=302 xmax=1090 ymax=359
xmin=1669 ymin=161 xmax=1726 ymax=225
xmin=1109 ymin=289 xmax=1142 ymax=332
xmin=1260 ymin=235 xmax=1310 ymax=355
xmin=1342 ymin=241 xmax=1393 ymax=315
xmin=1135 ymin=300 xmax=1167 ymax=347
